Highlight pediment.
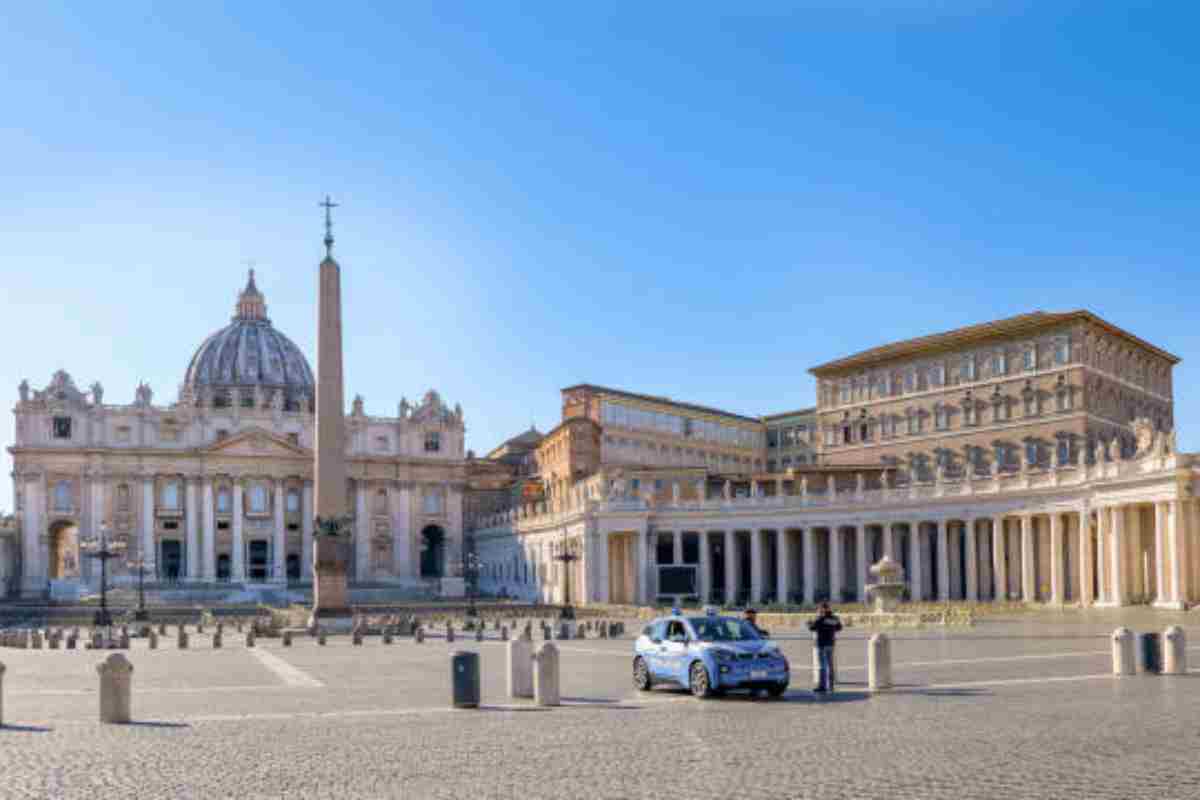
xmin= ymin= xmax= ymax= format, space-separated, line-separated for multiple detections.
xmin=202 ymin=427 xmax=309 ymax=458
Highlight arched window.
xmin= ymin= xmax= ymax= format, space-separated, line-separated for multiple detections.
xmin=286 ymin=490 xmax=300 ymax=513
xmin=249 ymin=484 xmax=268 ymax=513
xmin=53 ymin=480 xmax=72 ymax=512
xmin=216 ymin=489 xmax=231 ymax=513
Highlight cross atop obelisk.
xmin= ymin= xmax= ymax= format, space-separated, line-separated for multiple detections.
xmin=309 ymin=195 xmax=353 ymax=630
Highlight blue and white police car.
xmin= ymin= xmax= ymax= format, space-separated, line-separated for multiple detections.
xmin=632 ymin=609 xmax=789 ymax=698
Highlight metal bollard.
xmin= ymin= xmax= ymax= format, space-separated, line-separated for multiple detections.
xmin=868 ymin=633 xmax=891 ymax=691
xmin=1112 ymin=627 xmax=1135 ymax=676
xmin=507 ymin=637 xmax=534 ymax=699
xmin=451 ymin=651 xmax=481 ymax=709
xmin=1137 ymin=632 xmax=1162 ymax=674
xmin=1163 ymin=626 xmax=1187 ymax=675
xmin=97 ymin=653 xmax=134 ymax=724
xmin=533 ymin=642 xmax=561 ymax=706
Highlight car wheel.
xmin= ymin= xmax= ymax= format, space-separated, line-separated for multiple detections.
xmin=689 ymin=661 xmax=715 ymax=699
xmin=767 ymin=682 xmax=788 ymax=698
xmin=632 ymin=657 xmax=653 ymax=691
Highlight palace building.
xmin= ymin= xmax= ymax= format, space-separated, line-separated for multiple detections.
xmin=471 ymin=312 xmax=1197 ymax=612
xmin=5 ymin=271 xmax=470 ymax=600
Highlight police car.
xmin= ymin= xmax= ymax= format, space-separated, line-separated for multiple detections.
xmin=632 ymin=608 xmax=789 ymax=698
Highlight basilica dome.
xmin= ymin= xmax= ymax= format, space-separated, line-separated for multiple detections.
xmin=182 ymin=271 xmax=314 ymax=410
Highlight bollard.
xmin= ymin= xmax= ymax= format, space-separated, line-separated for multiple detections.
xmin=66 ymin=632 xmax=77 ymax=650
xmin=1137 ymin=632 xmax=1162 ymax=674
xmin=415 ymin=626 xmax=425 ymax=644
xmin=318 ymin=633 xmax=328 ymax=646
xmin=97 ymin=653 xmax=134 ymax=724
xmin=30 ymin=630 xmax=42 ymax=650
xmin=158 ymin=623 xmax=167 ymax=636
xmin=599 ymin=623 xmax=608 ymax=640
xmin=523 ymin=623 xmax=533 ymax=640
xmin=383 ymin=629 xmax=393 ymax=645
xmin=451 ymin=651 xmax=481 ymax=709
xmin=352 ymin=629 xmax=363 ymax=646
xmin=147 ymin=630 xmax=158 ymax=650
xmin=245 ymin=630 xmax=256 ymax=648
xmin=118 ymin=629 xmax=130 ymax=650
xmin=282 ymin=630 xmax=293 ymax=647
xmin=1112 ymin=627 xmax=1135 ymax=676
xmin=446 ymin=624 xmax=455 ymax=644
xmin=0 ymin=661 xmax=4 ymax=725
xmin=868 ymin=633 xmax=891 ymax=691
xmin=500 ymin=625 xmax=509 ymax=642
xmin=533 ymin=642 xmax=561 ymax=706
xmin=475 ymin=627 xmax=483 ymax=643
xmin=557 ymin=623 xmax=569 ymax=641
xmin=1163 ymin=626 xmax=1187 ymax=675
xmin=213 ymin=631 xmax=223 ymax=649
xmin=49 ymin=632 xmax=60 ymax=650
xmin=507 ymin=637 xmax=534 ymax=699
xmin=177 ymin=629 xmax=189 ymax=649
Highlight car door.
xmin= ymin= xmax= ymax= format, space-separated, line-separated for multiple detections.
xmin=644 ymin=621 xmax=670 ymax=678
xmin=661 ymin=621 xmax=690 ymax=684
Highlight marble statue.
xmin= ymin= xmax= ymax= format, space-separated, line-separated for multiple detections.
xmin=90 ymin=381 xmax=104 ymax=406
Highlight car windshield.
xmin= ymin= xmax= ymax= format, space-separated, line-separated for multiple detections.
xmin=687 ymin=617 xmax=762 ymax=642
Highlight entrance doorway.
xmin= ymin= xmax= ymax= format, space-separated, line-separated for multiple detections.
xmin=420 ymin=525 xmax=445 ymax=578
xmin=217 ymin=554 xmax=231 ymax=582
xmin=287 ymin=554 xmax=301 ymax=582
xmin=161 ymin=540 xmax=183 ymax=582
xmin=248 ymin=540 xmax=269 ymax=581
xmin=48 ymin=520 xmax=80 ymax=579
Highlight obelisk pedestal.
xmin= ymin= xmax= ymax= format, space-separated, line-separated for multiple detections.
xmin=308 ymin=197 xmax=356 ymax=633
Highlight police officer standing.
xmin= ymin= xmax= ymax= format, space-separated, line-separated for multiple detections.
xmin=807 ymin=602 xmax=842 ymax=693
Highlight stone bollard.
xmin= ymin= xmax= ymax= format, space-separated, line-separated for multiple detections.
xmin=1163 ymin=626 xmax=1187 ymax=675
xmin=177 ymin=628 xmax=189 ymax=649
xmin=523 ymin=623 xmax=533 ymax=640
xmin=48 ymin=631 xmax=61 ymax=650
xmin=97 ymin=653 xmax=134 ymax=724
xmin=1112 ymin=627 xmax=1135 ymax=676
xmin=0 ymin=661 xmax=4 ymax=726
xmin=213 ymin=631 xmax=223 ymax=649
xmin=118 ymin=630 xmax=130 ymax=650
xmin=500 ymin=625 xmax=509 ymax=642
xmin=147 ymin=630 xmax=158 ymax=650
xmin=533 ymin=642 xmax=561 ymax=706
xmin=352 ymin=630 xmax=363 ymax=646
xmin=30 ymin=630 xmax=42 ymax=650
xmin=599 ymin=622 xmax=608 ymax=640
xmin=575 ymin=626 xmax=586 ymax=640
xmin=868 ymin=633 xmax=892 ymax=692
xmin=383 ymin=628 xmax=393 ymax=645
xmin=415 ymin=627 xmax=425 ymax=644
xmin=475 ymin=627 xmax=483 ymax=643
xmin=507 ymin=637 xmax=534 ymax=699
xmin=245 ymin=630 xmax=256 ymax=648
xmin=236 ymin=621 xmax=243 ymax=633
xmin=158 ymin=623 xmax=167 ymax=636
xmin=282 ymin=630 xmax=293 ymax=647
xmin=66 ymin=632 xmax=77 ymax=650
xmin=318 ymin=633 xmax=328 ymax=646
xmin=446 ymin=624 xmax=455 ymax=644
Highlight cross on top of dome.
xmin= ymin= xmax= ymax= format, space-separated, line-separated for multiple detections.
xmin=235 ymin=268 xmax=268 ymax=322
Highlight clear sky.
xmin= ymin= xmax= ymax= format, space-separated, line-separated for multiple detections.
xmin=3 ymin=2 xmax=1198 ymax=506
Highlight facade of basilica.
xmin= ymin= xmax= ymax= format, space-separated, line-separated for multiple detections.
xmin=4 ymin=272 xmax=468 ymax=600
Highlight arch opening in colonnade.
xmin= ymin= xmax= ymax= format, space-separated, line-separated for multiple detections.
xmin=47 ymin=519 xmax=80 ymax=580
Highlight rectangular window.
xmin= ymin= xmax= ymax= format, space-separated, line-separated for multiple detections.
xmin=52 ymin=416 xmax=72 ymax=439
xmin=286 ymin=491 xmax=300 ymax=512
xmin=1055 ymin=339 xmax=1069 ymax=365
xmin=1024 ymin=394 xmax=1036 ymax=416
xmin=1023 ymin=347 xmax=1036 ymax=371
xmin=964 ymin=355 xmax=976 ymax=381
xmin=424 ymin=431 xmax=441 ymax=452
xmin=904 ymin=371 xmax=915 ymax=392
xmin=931 ymin=365 xmax=945 ymax=387
xmin=839 ymin=384 xmax=850 ymax=404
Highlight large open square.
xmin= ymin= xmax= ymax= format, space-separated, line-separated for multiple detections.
xmin=3 ymin=610 xmax=1199 ymax=799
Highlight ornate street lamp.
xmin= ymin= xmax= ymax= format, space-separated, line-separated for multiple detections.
xmin=551 ymin=528 xmax=581 ymax=620
xmin=80 ymin=522 xmax=126 ymax=629
xmin=126 ymin=553 xmax=155 ymax=622
xmin=461 ymin=549 xmax=481 ymax=618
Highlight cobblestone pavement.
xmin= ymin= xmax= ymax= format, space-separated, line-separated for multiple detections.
xmin=3 ymin=610 xmax=1200 ymax=799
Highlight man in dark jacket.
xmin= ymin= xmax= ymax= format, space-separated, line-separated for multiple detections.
xmin=807 ymin=602 xmax=843 ymax=693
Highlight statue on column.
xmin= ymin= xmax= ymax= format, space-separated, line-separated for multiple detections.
xmin=90 ymin=381 xmax=104 ymax=406
xmin=722 ymin=480 xmax=732 ymax=502
xmin=17 ymin=379 xmax=29 ymax=404
xmin=671 ymin=481 xmax=680 ymax=505
xmin=855 ymin=473 xmax=865 ymax=495
xmin=800 ymin=476 xmax=808 ymax=497
xmin=352 ymin=394 xmax=365 ymax=417
xmin=271 ymin=388 xmax=285 ymax=414
xmin=827 ymin=475 xmax=836 ymax=496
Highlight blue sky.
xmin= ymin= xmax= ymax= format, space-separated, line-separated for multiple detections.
xmin=3 ymin=2 xmax=1198 ymax=505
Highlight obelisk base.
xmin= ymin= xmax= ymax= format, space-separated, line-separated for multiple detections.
xmin=309 ymin=536 xmax=354 ymax=632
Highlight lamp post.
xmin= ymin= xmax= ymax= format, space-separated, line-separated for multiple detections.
xmin=80 ymin=522 xmax=126 ymax=629
xmin=461 ymin=548 xmax=481 ymax=618
xmin=551 ymin=528 xmax=581 ymax=620
xmin=126 ymin=553 xmax=154 ymax=622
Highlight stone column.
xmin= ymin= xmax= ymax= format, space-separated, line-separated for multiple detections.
xmin=1050 ymin=513 xmax=1064 ymax=605
xmin=1020 ymin=514 xmax=1035 ymax=602
xmin=829 ymin=527 xmax=843 ymax=603
xmin=21 ymin=474 xmax=44 ymax=596
xmin=909 ymin=522 xmax=924 ymax=602
xmin=1077 ymin=505 xmax=1093 ymax=606
xmin=802 ymin=528 xmax=816 ymax=605
xmin=855 ymin=525 xmax=868 ymax=602
xmin=965 ymin=519 xmax=979 ymax=602
xmin=141 ymin=476 xmax=155 ymax=565
xmin=749 ymin=530 xmax=762 ymax=604
xmin=991 ymin=517 xmax=1007 ymax=601
xmin=883 ymin=524 xmax=894 ymax=559
xmin=185 ymin=479 xmax=199 ymax=581
xmin=355 ymin=484 xmax=369 ymax=581
xmin=1110 ymin=505 xmax=1125 ymax=606
xmin=723 ymin=530 xmax=737 ymax=604
xmin=273 ymin=480 xmax=286 ymax=583
xmin=673 ymin=530 xmax=684 ymax=566
xmin=391 ymin=483 xmax=411 ymax=579
xmin=231 ymin=482 xmax=244 ymax=581
xmin=1169 ymin=500 xmax=1185 ymax=606
xmin=89 ymin=474 xmax=105 ymax=579
xmin=202 ymin=479 xmax=216 ymax=581
xmin=1154 ymin=501 xmax=1167 ymax=605
xmin=699 ymin=532 xmax=711 ymax=603
xmin=301 ymin=483 xmax=314 ymax=580
xmin=933 ymin=520 xmax=947 ymax=601
xmin=776 ymin=530 xmax=790 ymax=605
xmin=636 ymin=527 xmax=650 ymax=604
xmin=1096 ymin=507 xmax=1109 ymax=603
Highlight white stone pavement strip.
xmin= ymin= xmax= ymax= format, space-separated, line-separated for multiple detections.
xmin=249 ymin=648 xmax=324 ymax=689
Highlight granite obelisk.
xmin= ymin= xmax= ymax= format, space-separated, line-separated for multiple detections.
xmin=309 ymin=196 xmax=354 ymax=631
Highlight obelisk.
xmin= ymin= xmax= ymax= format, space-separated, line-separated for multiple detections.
xmin=309 ymin=195 xmax=354 ymax=631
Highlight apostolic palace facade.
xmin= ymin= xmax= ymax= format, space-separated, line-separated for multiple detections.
xmin=4 ymin=267 xmax=1199 ymax=612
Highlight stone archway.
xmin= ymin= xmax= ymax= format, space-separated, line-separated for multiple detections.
xmin=420 ymin=525 xmax=446 ymax=578
xmin=48 ymin=520 xmax=80 ymax=580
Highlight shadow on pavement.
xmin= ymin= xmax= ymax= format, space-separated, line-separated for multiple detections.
xmin=123 ymin=721 xmax=192 ymax=729
xmin=0 ymin=724 xmax=53 ymax=733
